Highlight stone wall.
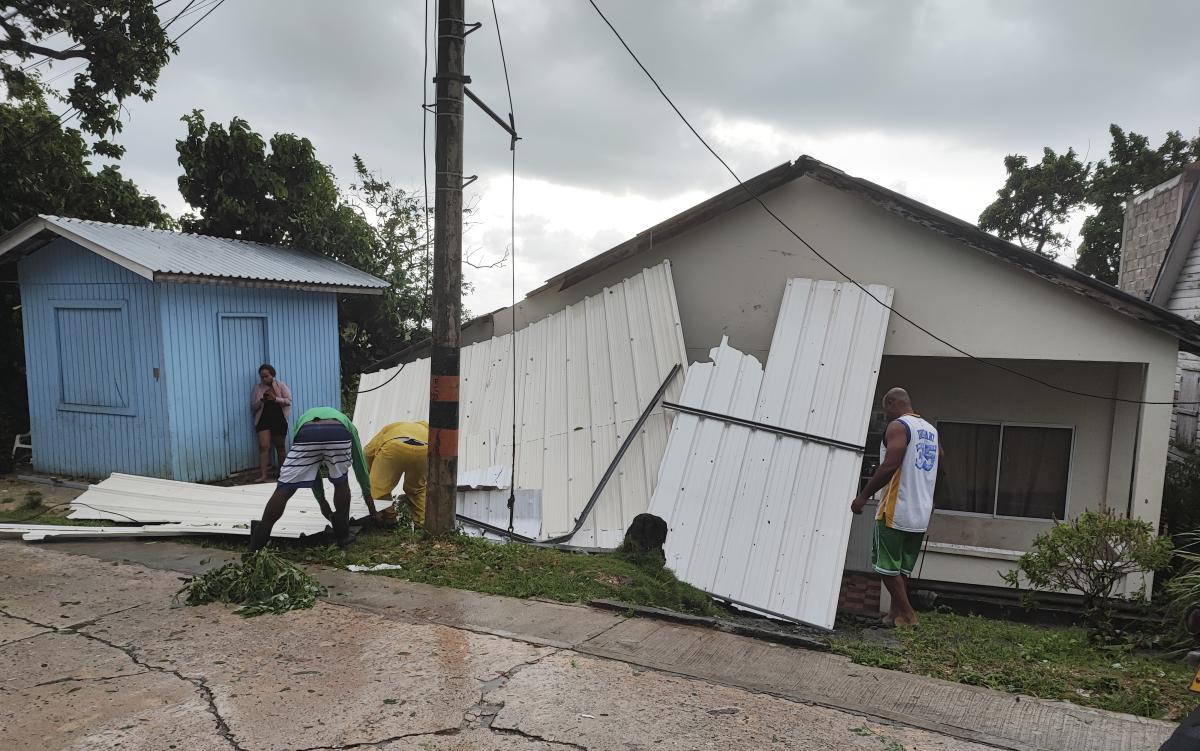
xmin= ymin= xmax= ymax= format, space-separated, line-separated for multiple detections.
xmin=1118 ymin=170 xmax=1199 ymax=299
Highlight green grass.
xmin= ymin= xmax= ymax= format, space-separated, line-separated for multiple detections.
xmin=193 ymin=526 xmax=719 ymax=616
xmin=831 ymin=610 xmax=1196 ymax=720
xmin=0 ymin=506 xmax=113 ymax=526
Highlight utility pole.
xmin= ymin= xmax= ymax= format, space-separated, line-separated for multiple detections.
xmin=426 ymin=0 xmax=465 ymax=534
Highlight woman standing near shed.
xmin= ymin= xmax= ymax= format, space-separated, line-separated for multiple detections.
xmin=251 ymin=364 xmax=292 ymax=481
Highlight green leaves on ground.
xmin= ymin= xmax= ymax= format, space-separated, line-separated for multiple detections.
xmin=178 ymin=548 xmax=327 ymax=618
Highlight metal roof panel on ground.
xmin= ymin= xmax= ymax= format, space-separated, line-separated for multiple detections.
xmin=68 ymin=473 xmax=390 ymax=538
xmin=647 ymin=279 xmax=893 ymax=630
xmin=355 ymin=262 xmax=688 ymax=547
xmin=0 ymin=216 xmax=389 ymax=293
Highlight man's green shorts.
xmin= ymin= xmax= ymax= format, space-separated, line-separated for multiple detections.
xmin=872 ymin=519 xmax=925 ymax=577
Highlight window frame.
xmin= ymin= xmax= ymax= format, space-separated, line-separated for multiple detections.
xmin=53 ymin=299 xmax=137 ymax=416
xmin=933 ymin=418 xmax=1075 ymax=522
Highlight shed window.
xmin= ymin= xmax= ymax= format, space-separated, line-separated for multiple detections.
xmin=935 ymin=421 xmax=1072 ymax=520
xmin=54 ymin=302 xmax=135 ymax=415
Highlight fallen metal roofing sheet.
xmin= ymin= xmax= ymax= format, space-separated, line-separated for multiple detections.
xmin=4 ymin=216 xmax=389 ymax=291
xmin=647 ymin=279 xmax=893 ymax=630
xmin=68 ymin=473 xmax=391 ymax=538
xmin=458 ymin=489 xmax=542 ymax=541
xmin=355 ymin=262 xmax=688 ymax=547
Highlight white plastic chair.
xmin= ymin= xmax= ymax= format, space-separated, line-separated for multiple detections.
xmin=11 ymin=432 xmax=31 ymax=459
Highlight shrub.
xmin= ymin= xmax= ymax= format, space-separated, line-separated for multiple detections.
xmin=1001 ymin=510 xmax=1172 ymax=641
xmin=1163 ymin=453 xmax=1200 ymax=539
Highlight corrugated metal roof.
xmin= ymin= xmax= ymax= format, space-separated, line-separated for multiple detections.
xmin=68 ymin=473 xmax=391 ymax=538
xmin=2 ymin=215 xmax=388 ymax=292
xmin=647 ymin=279 xmax=893 ymax=629
xmin=354 ymin=261 xmax=688 ymax=546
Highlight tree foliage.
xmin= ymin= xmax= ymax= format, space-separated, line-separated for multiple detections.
xmin=0 ymin=0 xmax=176 ymax=157
xmin=175 ymin=111 xmax=436 ymax=393
xmin=981 ymin=126 xmax=1200 ymax=284
xmin=978 ymin=148 xmax=1088 ymax=259
xmin=1075 ymin=126 xmax=1200 ymax=283
xmin=1002 ymin=510 xmax=1172 ymax=641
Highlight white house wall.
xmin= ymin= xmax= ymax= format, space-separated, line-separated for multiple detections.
xmin=493 ymin=175 xmax=1178 ymax=368
xmin=490 ymin=174 xmax=1177 ymax=552
xmin=354 ymin=262 xmax=688 ymax=546
xmin=649 ymin=279 xmax=893 ymax=630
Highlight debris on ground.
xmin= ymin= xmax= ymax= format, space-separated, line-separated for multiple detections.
xmin=177 ymin=548 xmax=326 ymax=617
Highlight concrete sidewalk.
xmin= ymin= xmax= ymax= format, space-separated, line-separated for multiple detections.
xmin=16 ymin=539 xmax=1180 ymax=751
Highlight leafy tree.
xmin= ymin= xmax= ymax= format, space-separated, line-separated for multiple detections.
xmin=1076 ymin=126 xmax=1200 ymax=283
xmin=0 ymin=94 xmax=170 ymax=471
xmin=175 ymin=111 xmax=437 ymax=393
xmin=0 ymin=0 xmax=176 ymax=157
xmin=978 ymin=148 xmax=1088 ymax=259
xmin=1002 ymin=510 xmax=1172 ymax=642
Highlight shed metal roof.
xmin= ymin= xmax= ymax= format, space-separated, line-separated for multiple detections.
xmin=0 ymin=215 xmax=389 ymax=294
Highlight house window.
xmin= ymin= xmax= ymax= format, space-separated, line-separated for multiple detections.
xmin=54 ymin=301 xmax=135 ymax=415
xmin=935 ymin=420 xmax=1073 ymax=520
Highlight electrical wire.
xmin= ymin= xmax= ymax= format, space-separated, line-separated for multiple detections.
xmin=491 ymin=0 xmax=520 ymax=530
xmin=355 ymin=361 xmax=408 ymax=395
xmin=420 ymin=0 xmax=433 ymax=324
xmin=8 ymin=500 xmax=143 ymax=525
xmin=584 ymin=0 xmax=1199 ymax=408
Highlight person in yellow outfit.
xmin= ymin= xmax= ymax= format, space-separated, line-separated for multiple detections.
xmin=364 ymin=421 xmax=429 ymax=526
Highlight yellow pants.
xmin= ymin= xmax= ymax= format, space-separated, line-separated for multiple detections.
xmin=365 ymin=422 xmax=429 ymax=525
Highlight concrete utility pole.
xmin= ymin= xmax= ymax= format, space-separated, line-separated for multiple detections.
xmin=426 ymin=0 xmax=465 ymax=534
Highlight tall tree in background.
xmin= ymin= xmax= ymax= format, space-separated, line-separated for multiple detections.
xmin=0 ymin=0 xmax=176 ymax=157
xmin=175 ymin=112 xmax=435 ymax=397
xmin=981 ymin=125 xmax=1200 ymax=285
xmin=978 ymin=148 xmax=1088 ymax=259
xmin=1075 ymin=126 xmax=1200 ymax=282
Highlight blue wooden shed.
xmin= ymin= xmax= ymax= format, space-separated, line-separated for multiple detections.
xmin=0 ymin=216 xmax=388 ymax=482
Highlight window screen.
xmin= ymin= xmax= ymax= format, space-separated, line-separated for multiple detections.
xmin=55 ymin=304 xmax=133 ymax=412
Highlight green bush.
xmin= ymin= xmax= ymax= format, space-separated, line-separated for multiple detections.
xmin=1163 ymin=453 xmax=1200 ymax=539
xmin=1002 ymin=510 xmax=1172 ymax=642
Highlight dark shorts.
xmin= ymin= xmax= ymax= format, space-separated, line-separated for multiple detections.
xmin=277 ymin=422 xmax=353 ymax=489
xmin=256 ymin=401 xmax=288 ymax=437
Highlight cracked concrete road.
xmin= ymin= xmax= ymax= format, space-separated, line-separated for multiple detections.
xmin=0 ymin=544 xmax=999 ymax=750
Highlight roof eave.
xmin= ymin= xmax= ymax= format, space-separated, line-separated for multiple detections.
xmin=797 ymin=159 xmax=1200 ymax=353
xmin=151 ymin=273 xmax=387 ymax=295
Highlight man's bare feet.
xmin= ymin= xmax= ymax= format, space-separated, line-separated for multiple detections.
xmin=893 ymin=612 xmax=920 ymax=628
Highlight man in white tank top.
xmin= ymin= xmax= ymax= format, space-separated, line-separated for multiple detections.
xmin=851 ymin=387 xmax=942 ymax=627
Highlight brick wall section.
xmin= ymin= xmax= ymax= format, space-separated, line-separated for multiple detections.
xmin=1117 ymin=175 xmax=1189 ymax=299
xmin=838 ymin=571 xmax=882 ymax=617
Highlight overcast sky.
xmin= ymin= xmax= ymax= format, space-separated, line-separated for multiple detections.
xmin=71 ymin=0 xmax=1200 ymax=313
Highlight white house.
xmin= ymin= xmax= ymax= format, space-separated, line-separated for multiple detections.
xmin=469 ymin=156 xmax=1200 ymax=596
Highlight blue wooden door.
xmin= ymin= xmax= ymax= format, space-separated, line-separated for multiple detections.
xmin=218 ymin=315 xmax=268 ymax=473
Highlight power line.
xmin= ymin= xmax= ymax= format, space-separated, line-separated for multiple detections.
xmin=491 ymin=0 xmax=519 ymax=531
xmin=420 ymin=0 xmax=433 ymax=324
xmin=584 ymin=0 xmax=1195 ymax=408
xmin=170 ymin=0 xmax=226 ymax=42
